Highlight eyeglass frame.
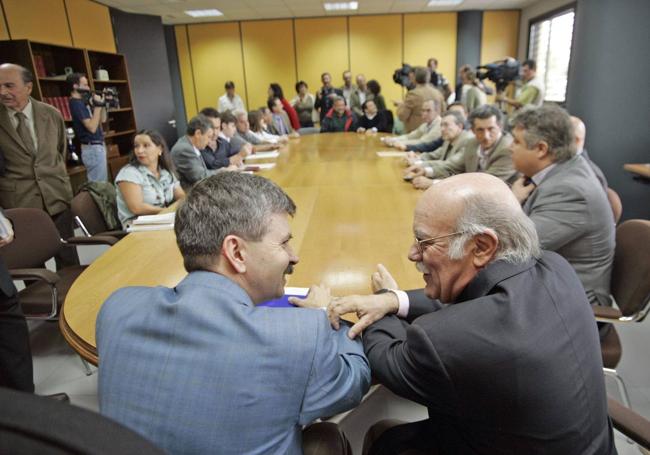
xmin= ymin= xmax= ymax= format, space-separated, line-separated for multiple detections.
xmin=413 ymin=231 xmax=465 ymax=254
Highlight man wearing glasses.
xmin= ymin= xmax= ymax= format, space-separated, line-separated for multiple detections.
xmin=293 ymin=172 xmax=614 ymax=455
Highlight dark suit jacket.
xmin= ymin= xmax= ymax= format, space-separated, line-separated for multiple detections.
xmin=364 ymin=252 xmax=615 ymax=454
xmin=0 ymin=99 xmax=72 ymax=216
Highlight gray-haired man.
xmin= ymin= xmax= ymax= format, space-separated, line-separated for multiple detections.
xmin=293 ymin=172 xmax=614 ymax=455
xmin=97 ymin=172 xmax=370 ymax=455
xmin=170 ymin=114 xmax=218 ymax=189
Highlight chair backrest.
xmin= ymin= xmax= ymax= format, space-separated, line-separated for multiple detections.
xmin=611 ymin=219 xmax=650 ymax=317
xmin=0 ymin=208 xmax=61 ymax=269
xmin=606 ymin=187 xmax=623 ymax=224
xmin=71 ymin=191 xmax=109 ymax=235
xmin=0 ymin=388 xmax=165 ymax=454
xmin=383 ymin=109 xmax=394 ymax=133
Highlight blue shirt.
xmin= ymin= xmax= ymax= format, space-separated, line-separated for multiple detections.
xmin=69 ymin=98 xmax=104 ymax=143
xmin=115 ymin=164 xmax=179 ymax=227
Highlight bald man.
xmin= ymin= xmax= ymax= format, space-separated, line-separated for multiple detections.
xmin=571 ymin=116 xmax=608 ymax=190
xmin=294 ymin=173 xmax=614 ymax=455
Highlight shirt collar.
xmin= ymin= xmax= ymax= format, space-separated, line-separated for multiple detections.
xmin=218 ymin=132 xmax=230 ymax=143
xmin=10 ymin=99 xmax=33 ymax=120
xmin=531 ymin=163 xmax=558 ymax=186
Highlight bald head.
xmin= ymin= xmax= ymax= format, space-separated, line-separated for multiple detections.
xmin=0 ymin=64 xmax=34 ymax=111
xmin=570 ymin=116 xmax=586 ymax=152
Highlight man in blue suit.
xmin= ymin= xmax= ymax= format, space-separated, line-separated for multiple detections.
xmin=97 ymin=172 xmax=371 ymax=455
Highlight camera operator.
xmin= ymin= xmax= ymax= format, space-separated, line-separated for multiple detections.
xmin=496 ymin=59 xmax=545 ymax=110
xmin=66 ymin=73 xmax=108 ymax=181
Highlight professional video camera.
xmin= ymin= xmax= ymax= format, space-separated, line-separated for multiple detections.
xmin=476 ymin=58 xmax=520 ymax=92
xmin=393 ymin=64 xmax=414 ymax=87
xmin=82 ymin=87 xmax=120 ymax=109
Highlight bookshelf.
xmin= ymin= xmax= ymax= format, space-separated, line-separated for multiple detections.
xmin=0 ymin=39 xmax=137 ymax=188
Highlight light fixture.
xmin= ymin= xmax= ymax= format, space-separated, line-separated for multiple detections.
xmin=184 ymin=9 xmax=223 ymax=18
xmin=427 ymin=0 xmax=463 ymax=6
xmin=323 ymin=2 xmax=359 ymax=12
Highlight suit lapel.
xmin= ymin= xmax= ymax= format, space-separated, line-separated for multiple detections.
xmin=32 ymin=99 xmax=50 ymax=155
xmin=0 ymin=105 xmax=29 ymax=154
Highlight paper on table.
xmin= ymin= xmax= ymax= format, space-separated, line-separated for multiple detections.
xmin=245 ymin=150 xmax=279 ymax=160
xmin=255 ymin=162 xmax=276 ymax=170
xmin=126 ymin=223 xmax=174 ymax=232
xmin=376 ymin=151 xmax=408 ymax=158
xmin=131 ymin=212 xmax=175 ymax=225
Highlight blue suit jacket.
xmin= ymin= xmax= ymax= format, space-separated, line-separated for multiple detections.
xmin=97 ymin=271 xmax=370 ymax=455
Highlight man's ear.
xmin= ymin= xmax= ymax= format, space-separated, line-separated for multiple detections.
xmin=221 ymin=235 xmax=247 ymax=274
xmin=471 ymin=230 xmax=499 ymax=269
xmin=536 ymin=140 xmax=550 ymax=160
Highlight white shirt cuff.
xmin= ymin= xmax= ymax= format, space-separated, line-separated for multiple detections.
xmin=386 ymin=289 xmax=409 ymax=318
xmin=414 ymin=159 xmax=423 ymax=166
xmin=425 ymin=167 xmax=434 ymax=178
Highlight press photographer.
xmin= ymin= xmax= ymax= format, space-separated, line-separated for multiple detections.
xmin=491 ymin=58 xmax=545 ymax=110
xmin=66 ymin=72 xmax=109 ymax=181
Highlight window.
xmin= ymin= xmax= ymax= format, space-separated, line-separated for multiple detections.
xmin=528 ymin=7 xmax=575 ymax=103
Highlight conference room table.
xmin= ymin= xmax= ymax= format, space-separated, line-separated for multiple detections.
xmin=60 ymin=132 xmax=426 ymax=365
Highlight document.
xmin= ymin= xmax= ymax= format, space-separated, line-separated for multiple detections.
xmin=126 ymin=212 xmax=175 ymax=232
xmin=245 ymin=150 xmax=279 ymax=160
xmin=376 ymin=151 xmax=408 ymax=158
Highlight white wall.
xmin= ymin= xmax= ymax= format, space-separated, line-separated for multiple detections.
xmin=518 ymin=0 xmax=574 ymax=60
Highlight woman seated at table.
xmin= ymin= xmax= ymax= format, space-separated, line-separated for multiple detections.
xmin=115 ymin=130 xmax=185 ymax=228
xmin=356 ymin=99 xmax=391 ymax=133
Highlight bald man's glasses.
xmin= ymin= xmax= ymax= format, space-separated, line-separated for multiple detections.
xmin=414 ymin=231 xmax=465 ymax=254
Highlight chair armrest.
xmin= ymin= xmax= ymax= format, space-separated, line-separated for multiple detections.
xmin=65 ymin=235 xmax=118 ymax=246
xmin=593 ymin=305 xmax=623 ymax=322
xmin=608 ymin=397 xmax=650 ymax=449
xmin=10 ymin=268 xmax=60 ymax=285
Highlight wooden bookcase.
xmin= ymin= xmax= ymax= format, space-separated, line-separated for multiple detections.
xmin=0 ymin=39 xmax=136 ymax=190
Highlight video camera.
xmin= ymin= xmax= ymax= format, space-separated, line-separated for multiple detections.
xmin=82 ymin=87 xmax=120 ymax=109
xmin=476 ymin=58 xmax=520 ymax=92
xmin=393 ymin=64 xmax=414 ymax=88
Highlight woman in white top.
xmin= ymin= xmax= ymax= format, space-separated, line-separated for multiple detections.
xmin=115 ymin=130 xmax=185 ymax=227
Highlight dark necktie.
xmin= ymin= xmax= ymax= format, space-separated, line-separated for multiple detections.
xmin=15 ymin=112 xmax=36 ymax=154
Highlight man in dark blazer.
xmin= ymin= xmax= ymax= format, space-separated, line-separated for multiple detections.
xmin=296 ymin=172 xmax=614 ymax=454
xmin=0 ymin=64 xmax=77 ymax=267
xmin=510 ymin=106 xmax=615 ymax=308
xmin=170 ymin=114 xmax=221 ymax=190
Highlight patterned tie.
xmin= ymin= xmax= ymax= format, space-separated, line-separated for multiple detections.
xmin=15 ymin=112 xmax=36 ymax=154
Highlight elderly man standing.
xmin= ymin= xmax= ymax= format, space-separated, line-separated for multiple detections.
xmin=510 ymin=105 xmax=615 ymax=309
xmin=397 ymin=67 xmax=445 ymax=133
xmin=405 ymin=105 xmax=516 ymax=190
xmin=294 ymin=172 xmax=615 ymax=455
xmin=97 ymin=173 xmax=370 ymax=455
xmin=0 ymin=63 xmax=77 ymax=267
xmin=349 ymin=74 xmax=369 ymax=117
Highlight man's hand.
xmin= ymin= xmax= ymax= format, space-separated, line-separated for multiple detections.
xmin=394 ymin=143 xmax=407 ymax=151
xmin=289 ymin=132 xmax=300 ymax=139
xmin=371 ymin=264 xmax=398 ymax=293
xmin=511 ymin=176 xmax=535 ymax=204
xmin=403 ymin=165 xmax=424 ymax=181
xmin=240 ymin=143 xmax=253 ymax=157
xmin=401 ymin=151 xmax=419 ymax=166
xmin=412 ymin=176 xmax=434 ymax=190
xmin=357 ymin=127 xmax=366 ymax=133
xmin=328 ymin=293 xmax=399 ymax=339
xmin=0 ymin=233 xmax=14 ymax=248
xmin=229 ymin=154 xmax=243 ymax=166
xmin=289 ymin=284 xmax=332 ymax=309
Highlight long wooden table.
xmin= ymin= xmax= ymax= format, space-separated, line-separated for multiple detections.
xmin=60 ymin=133 xmax=425 ymax=364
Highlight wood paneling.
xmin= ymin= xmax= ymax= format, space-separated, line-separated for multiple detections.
xmin=65 ymin=0 xmax=115 ymax=53
xmin=187 ymin=22 xmax=246 ymax=111
xmin=3 ymin=0 xmax=72 ymax=46
xmin=481 ymin=10 xmax=520 ymax=101
xmin=174 ymin=25 xmax=198 ymax=119
xmin=241 ymin=19 xmax=296 ymax=110
xmin=0 ymin=4 xmax=9 ymax=40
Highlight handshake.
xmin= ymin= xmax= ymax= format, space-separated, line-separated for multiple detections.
xmin=288 ymin=264 xmax=400 ymax=339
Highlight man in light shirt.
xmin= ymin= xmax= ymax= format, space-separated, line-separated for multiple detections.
xmin=217 ymin=81 xmax=245 ymax=113
xmin=383 ymin=100 xmax=441 ymax=150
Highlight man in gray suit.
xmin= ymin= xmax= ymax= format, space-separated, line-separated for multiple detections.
xmin=170 ymin=115 xmax=220 ymax=189
xmin=405 ymin=105 xmax=516 ymax=190
xmin=97 ymin=172 xmax=370 ymax=455
xmin=510 ymin=105 xmax=615 ymax=308
xmin=571 ymin=115 xmax=608 ymax=190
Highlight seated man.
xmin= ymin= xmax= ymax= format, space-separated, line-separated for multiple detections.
xmin=405 ymin=105 xmax=516 ymax=190
xmin=198 ymin=108 xmax=243 ymax=170
xmin=383 ymin=100 xmax=441 ymax=150
xmin=294 ymin=173 xmax=614 ymax=455
xmin=356 ymin=99 xmax=391 ymax=134
xmin=571 ymin=115 xmax=608 ymax=190
xmin=320 ymin=96 xmax=357 ymax=133
xmin=97 ymin=173 xmax=371 ymax=454
xmin=171 ymin=115 xmax=219 ymax=189
xmin=233 ymin=109 xmax=279 ymax=152
xmin=267 ymin=97 xmax=299 ymax=138
xmin=403 ymin=110 xmax=473 ymax=167
xmin=216 ymin=111 xmax=252 ymax=160
xmin=509 ymin=105 xmax=614 ymax=309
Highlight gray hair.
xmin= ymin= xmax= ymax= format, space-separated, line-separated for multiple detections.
xmin=175 ymin=173 xmax=296 ymax=272
xmin=186 ymin=114 xmax=212 ymax=136
xmin=414 ymin=66 xmax=429 ymax=84
xmin=447 ymin=192 xmax=541 ymax=264
xmin=468 ymin=104 xmax=502 ymax=128
xmin=232 ymin=108 xmax=248 ymax=119
xmin=332 ymin=95 xmax=346 ymax=105
xmin=441 ymin=110 xmax=465 ymax=129
xmin=510 ymin=105 xmax=576 ymax=163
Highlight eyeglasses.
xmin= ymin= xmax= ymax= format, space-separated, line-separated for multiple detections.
xmin=413 ymin=231 xmax=465 ymax=254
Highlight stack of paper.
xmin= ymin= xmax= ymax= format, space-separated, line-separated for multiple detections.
xmin=245 ymin=150 xmax=279 ymax=160
xmin=126 ymin=212 xmax=175 ymax=232
xmin=376 ymin=151 xmax=408 ymax=158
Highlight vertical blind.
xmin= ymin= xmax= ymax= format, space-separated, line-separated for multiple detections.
xmin=528 ymin=8 xmax=575 ymax=103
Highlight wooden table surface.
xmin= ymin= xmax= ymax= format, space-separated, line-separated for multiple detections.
xmin=60 ymin=133 xmax=425 ymax=364
xmin=623 ymin=163 xmax=650 ymax=179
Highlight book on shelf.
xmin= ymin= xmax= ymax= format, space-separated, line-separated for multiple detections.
xmin=34 ymin=55 xmax=46 ymax=78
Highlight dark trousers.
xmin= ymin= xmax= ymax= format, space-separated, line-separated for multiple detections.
xmin=52 ymin=209 xmax=79 ymax=269
xmin=0 ymin=259 xmax=34 ymax=393
xmin=303 ymin=422 xmax=352 ymax=455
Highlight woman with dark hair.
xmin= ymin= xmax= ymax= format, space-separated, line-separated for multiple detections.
xmin=366 ymin=79 xmax=387 ymax=112
xmin=115 ymin=129 xmax=185 ymax=227
xmin=268 ymin=83 xmax=300 ymax=130
xmin=356 ymin=99 xmax=391 ymax=133
xmin=291 ymin=80 xmax=316 ymax=128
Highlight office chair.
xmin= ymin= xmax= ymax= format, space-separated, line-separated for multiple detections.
xmin=0 ymin=208 xmax=117 ymax=319
xmin=608 ymin=397 xmax=650 ymax=451
xmin=606 ymin=187 xmax=623 ymax=224
xmin=593 ymin=220 xmax=650 ymax=407
xmin=71 ymin=188 xmax=126 ymax=240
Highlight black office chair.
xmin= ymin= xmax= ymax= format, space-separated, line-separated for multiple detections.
xmin=0 ymin=387 xmax=165 ymax=454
